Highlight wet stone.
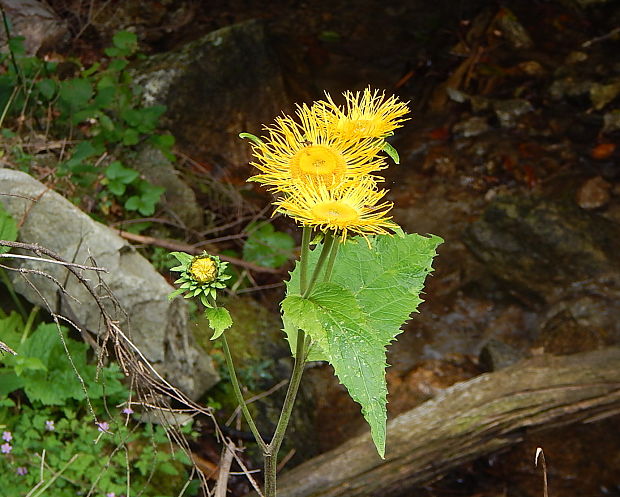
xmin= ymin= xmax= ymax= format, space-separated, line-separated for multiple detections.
xmin=590 ymin=79 xmax=620 ymax=110
xmin=493 ymin=99 xmax=533 ymax=128
xmin=478 ymin=339 xmax=524 ymax=372
xmin=549 ymin=77 xmax=594 ymax=100
xmin=463 ymin=195 xmax=620 ymax=300
xmin=495 ymin=7 xmax=533 ymax=50
xmin=452 ymin=116 xmax=490 ymax=138
xmin=576 ymin=176 xmax=612 ymax=210
xmin=603 ymin=109 xmax=620 ymax=133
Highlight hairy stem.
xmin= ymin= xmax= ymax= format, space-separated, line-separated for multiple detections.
xmin=221 ymin=335 xmax=267 ymax=452
xmin=299 ymin=226 xmax=311 ymax=295
xmin=323 ymin=234 xmax=341 ymax=283
xmin=303 ymin=232 xmax=335 ymax=298
xmin=263 ymin=328 xmax=307 ymax=497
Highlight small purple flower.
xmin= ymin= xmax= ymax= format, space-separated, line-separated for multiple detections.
xmin=106 ymin=493 xmax=115 ymax=497
xmin=1 ymin=443 xmax=12 ymax=454
xmin=2 ymin=431 xmax=12 ymax=442
xmin=122 ymin=407 xmax=134 ymax=415
xmin=97 ymin=421 xmax=110 ymax=433
xmin=16 ymin=466 xmax=27 ymax=476
xmin=45 ymin=420 xmax=55 ymax=431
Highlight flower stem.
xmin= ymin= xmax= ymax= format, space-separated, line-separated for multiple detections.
xmin=323 ymin=234 xmax=341 ymax=283
xmin=221 ymin=335 xmax=267 ymax=452
xmin=263 ymin=328 xmax=308 ymax=497
xmin=299 ymin=226 xmax=311 ymax=295
xmin=303 ymin=232 xmax=335 ymax=298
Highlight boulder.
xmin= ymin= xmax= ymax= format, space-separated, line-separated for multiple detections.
xmin=0 ymin=0 xmax=68 ymax=55
xmin=131 ymin=19 xmax=290 ymax=170
xmin=0 ymin=168 xmax=218 ymax=399
xmin=463 ymin=195 xmax=620 ymax=301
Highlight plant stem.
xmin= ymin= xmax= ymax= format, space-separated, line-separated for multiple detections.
xmin=303 ymin=232 xmax=334 ymax=298
xmin=263 ymin=328 xmax=307 ymax=497
xmin=299 ymin=226 xmax=311 ymax=295
xmin=221 ymin=334 xmax=268 ymax=452
xmin=323 ymin=234 xmax=341 ymax=283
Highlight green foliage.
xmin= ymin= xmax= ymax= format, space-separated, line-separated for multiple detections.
xmin=0 ymin=313 xmax=125 ymax=407
xmin=0 ymin=29 xmax=174 ymax=217
xmin=382 ymin=141 xmax=400 ymax=164
xmin=242 ymin=222 xmax=295 ymax=269
xmin=0 ymin=311 xmax=197 ymax=496
xmin=205 ymin=307 xmax=233 ymax=340
xmin=0 ymin=404 xmax=195 ymax=497
xmin=282 ymin=232 xmax=442 ymax=457
xmin=0 ymin=202 xmax=17 ymax=254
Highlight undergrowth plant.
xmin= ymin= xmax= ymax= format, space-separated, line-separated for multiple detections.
xmin=0 ymin=18 xmax=170 ymax=218
xmin=0 ymin=310 xmax=197 ymax=497
xmin=0 ymin=204 xmax=197 ymax=497
xmin=170 ymin=88 xmax=442 ymax=496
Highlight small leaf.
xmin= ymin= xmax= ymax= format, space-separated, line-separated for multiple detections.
xmin=37 ymin=78 xmax=57 ymax=100
xmin=382 ymin=142 xmax=400 ymax=164
xmin=169 ymin=252 xmax=193 ymax=265
xmin=239 ymin=132 xmax=265 ymax=147
xmin=206 ymin=307 xmax=232 ymax=340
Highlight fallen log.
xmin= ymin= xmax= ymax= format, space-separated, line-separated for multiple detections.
xmin=269 ymin=347 xmax=620 ymax=497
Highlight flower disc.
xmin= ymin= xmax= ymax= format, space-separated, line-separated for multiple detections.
xmin=311 ymin=201 xmax=360 ymax=226
xmin=290 ymin=145 xmax=346 ymax=185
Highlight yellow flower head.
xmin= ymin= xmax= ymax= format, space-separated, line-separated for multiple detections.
xmin=189 ymin=256 xmax=218 ymax=283
xmin=274 ymin=178 xmax=397 ymax=242
xmin=315 ymin=88 xmax=410 ymax=140
xmin=249 ymin=104 xmax=386 ymax=192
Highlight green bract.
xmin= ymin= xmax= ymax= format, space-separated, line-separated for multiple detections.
xmin=168 ymin=252 xmax=231 ymax=307
xmin=168 ymin=251 xmax=233 ymax=339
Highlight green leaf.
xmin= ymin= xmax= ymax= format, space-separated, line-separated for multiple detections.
xmin=122 ymin=127 xmax=139 ymax=145
xmin=37 ymin=78 xmax=57 ymax=100
xmin=58 ymin=78 xmax=93 ymax=113
xmin=238 ymin=132 xmax=265 ymax=146
xmin=108 ymin=58 xmax=128 ymax=72
xmin=0 ymin=202 xmax=18 ymax=254
xmin=205 ymin=307 xmax=232 ymax=340
xmin=243 ymin=223 xmax=295 ymax=268
xmin=169 ymin=251 xmax=193 ymax=266
xmin=285 ymin=282 xmax=389 ymax=455
xmin=382 ymin=141 xmax=400 ymax=164
xmin=282 ymin=232 xmax=442 ymax=456
xmin=112 ymin=30 xmax=138 ymax=53
xmin=105 ymin=161 xmax=139 ymax=184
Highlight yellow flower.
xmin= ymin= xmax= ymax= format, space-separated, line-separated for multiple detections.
xmin=189 ymin=256 xmax=218 ymax=283
xmin=249 ymin=105 xmax=386 ymax=192
xmin=274 ymin=178 xmax=397 ymax=242
xmin=315 ymin=88 xmax=410 ymax=140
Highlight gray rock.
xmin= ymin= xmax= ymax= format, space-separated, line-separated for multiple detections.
xmin=463 ymin=195 xmax=620 ymax=301
xmin=549 ymin=77 xmax=594 ymax=101
xmin=493 ymin=99 xmax=533 ymax=128
xmin=603 ymin=109 xmax=620 ymax=133
xmin=495 ymin=7 xmax=533 ymax=50
xmin=131 ymin=19 xmax=290 ymax=169
xmin=0 ymin=168 xmax=218 ymax=398
xmin=478 ymin=339 xmax=524 ymax=372
xmin=124 ymin=145 xmax=206 ymax=230
xmin=0 ymin=0 xmax=68 ymax=55
xmin=452 ymin=116 xmax=490 ymax=138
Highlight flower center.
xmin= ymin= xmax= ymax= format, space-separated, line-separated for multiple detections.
xmin=190 ymin=257 xmax=218 ymax=283
xmin=339 ymin=118 xmax=377 ymax=137
xmin=311 ymin=201 xmax=360 ymax=226
xmin=290 ymin=145 xmax=345 ymax=185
